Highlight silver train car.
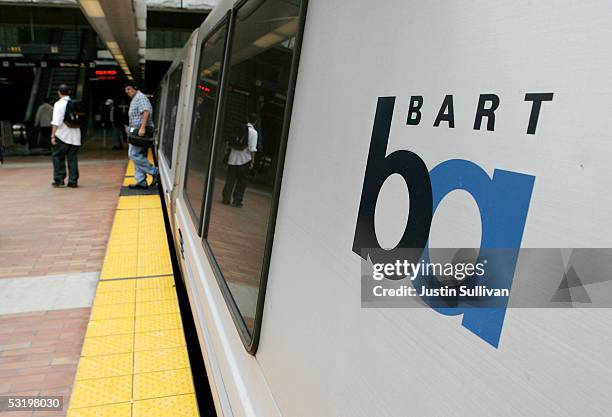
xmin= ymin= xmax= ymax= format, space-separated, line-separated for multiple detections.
xmin=153 ymin=1 xmax=612 ymax=416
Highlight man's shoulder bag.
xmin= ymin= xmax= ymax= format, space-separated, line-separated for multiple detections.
xmin=127 ymin=126 xmax=155 ymax=147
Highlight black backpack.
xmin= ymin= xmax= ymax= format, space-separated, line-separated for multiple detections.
xmin=228 ymin=124 xmax=249 ymax=150
xmin=64 ymin=99 xmax=86 ymax=128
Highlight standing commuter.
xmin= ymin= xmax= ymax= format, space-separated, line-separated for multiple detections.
xmin=105 ymin=98 xmax=123 ymax=150
xmin=125 ymin=83 xmax=158 ymax=189
xmin=34 ymin=98 xmax=54 ymax=149
xmin=118 ymin=99 xmax=129 ymax=145
xmin=51 ymin=85 xmax=81 ymax=188
xmin=222 ymin=114 xmax=258 ymax=208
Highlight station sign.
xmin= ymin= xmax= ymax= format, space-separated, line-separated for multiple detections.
xmin=0 ymin=60 xmax=95 ymax=69
xmin=0 ymin=44 xmax=60 ymax=55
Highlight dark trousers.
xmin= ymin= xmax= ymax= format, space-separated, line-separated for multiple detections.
xmin=39 ymin=126 xmax=52 ymax=148
xmin=52 ymin=139 xmax=79 ymax=184
xmin=112 ymin=126 xmax=123 ymax=148
xmin=222 ymin=163 xmax=250 ymax=204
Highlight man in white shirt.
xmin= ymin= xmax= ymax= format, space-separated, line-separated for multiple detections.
xmin=34 ymin=98 xmax=53 ymax=148
xmin=222 ymin=114 xmax=258 ymax=208
xmin=51 ymin=84 xmax=81 ymax=188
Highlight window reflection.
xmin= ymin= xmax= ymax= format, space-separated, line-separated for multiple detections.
xmin=183 ymin=26 xmax=226 ymax=230
xmin=206 ymin=0 xmax=302 ymax=334
xmin=162 ymin=64 xmax=182 ymax=168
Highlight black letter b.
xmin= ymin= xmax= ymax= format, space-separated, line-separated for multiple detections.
xmin=353 ymin=97 xmax=433 ymax=262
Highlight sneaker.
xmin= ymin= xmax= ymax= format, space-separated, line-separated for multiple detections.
xmin=67 ymin=182 xmax=78 ymax=188
xmin=150 ymin=172 xmax=160 ymax=187
xmin=232 ymin=202 xmax=243 ymax=208
xmin=221 ymin=199 xmax=231 ymax=205
xmin=51 ymin=182 xmax=64 ymax=188
xmin=128 ymin=183 xmax=148 ymax=190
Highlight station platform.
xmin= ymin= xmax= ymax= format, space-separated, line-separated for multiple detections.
xmin=0 ymin=144 xmax=203 ymax=417
xmin=66 ymin=155 xmax=200 ymax=417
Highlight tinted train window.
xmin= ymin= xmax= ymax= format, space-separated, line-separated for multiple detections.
xmin=162 ymin=64 xmax=183 ymax=168
xmin=205 ymin=0 xmax=303 ymax=338
xmin=183 ymin=25 xmax=227 ymax=231
xmin=153 ymin=83 xmax=164 ymax=135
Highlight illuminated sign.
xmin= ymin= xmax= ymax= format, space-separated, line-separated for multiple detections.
xmin=0 ymin=44 xmax=60 ymax=55
xmin=0 ymin=46 xmax=22 ymax=54
xmin=94 ymin=69 xmax=118 ymax=80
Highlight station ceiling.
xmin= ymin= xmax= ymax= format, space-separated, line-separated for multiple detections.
xmin=0 ymin=0 xmax=210 ymax=81
xmin=0 ymin=3 xmax=207 ymax=29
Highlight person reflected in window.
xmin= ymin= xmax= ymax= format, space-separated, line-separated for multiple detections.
xmin=222 ymin=113 xmax=258 ymax=208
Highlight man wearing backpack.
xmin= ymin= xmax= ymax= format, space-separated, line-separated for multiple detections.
xmin=222 ymin=113 xmax=258 ymax=208
xmin=51 ymin=84 xmax=82 ymax=188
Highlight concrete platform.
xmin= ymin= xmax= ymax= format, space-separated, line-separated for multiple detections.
xmin=0 ymin=140 xmax=128 ymax=416
xmin=0 ymin=143 xmax=200 ymax=416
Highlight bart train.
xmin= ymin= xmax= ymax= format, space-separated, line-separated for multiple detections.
xmin=152 ymin=0 xmax=612 ymax=416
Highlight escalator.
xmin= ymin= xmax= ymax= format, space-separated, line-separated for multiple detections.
xmin=23 ymin=28 xmax=93 ymax=152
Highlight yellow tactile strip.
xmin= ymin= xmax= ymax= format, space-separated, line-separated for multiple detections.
xmin=100 ymin=196 xmax=172 ymax=280
xmin=133 ymin=394 xmax=199 ymax=417
xmin=67 ymin=157 xmax=200 ymax=417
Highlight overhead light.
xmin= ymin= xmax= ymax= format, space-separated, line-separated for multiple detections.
xmin=203 ymin=62 xmax=221 ymax=77
xmin=274 ymin=18 xmax=298 ymax=36
xmin=81 ymin=0 xmax=105 ymax=18
xmin=106 ymin=41 xmax=120 ymax=53
xmin=253 ymin=32 xmax=284 ymax=48
xmin=252 ymin=18 xmax=299 ymax=49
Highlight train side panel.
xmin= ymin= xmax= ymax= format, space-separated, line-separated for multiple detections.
xmin=257 ymin=1 xmax=612 ymax=417
xmin=162 ymin=1 xmax=612 ymax=417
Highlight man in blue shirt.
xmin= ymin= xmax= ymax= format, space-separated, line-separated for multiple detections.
xmin=125 ymin=82 xmax=159 ymax=189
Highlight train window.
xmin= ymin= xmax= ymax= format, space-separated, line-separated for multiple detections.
xmin=153 ymin=83 xmax=165 ymax=137
xmin=182 ymin=24 xmax=227 ymax=232
xmin=161 ymin=63 xmax=183 ymax=169
xmin=204 ymin=0 xmax=305 ymax=345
